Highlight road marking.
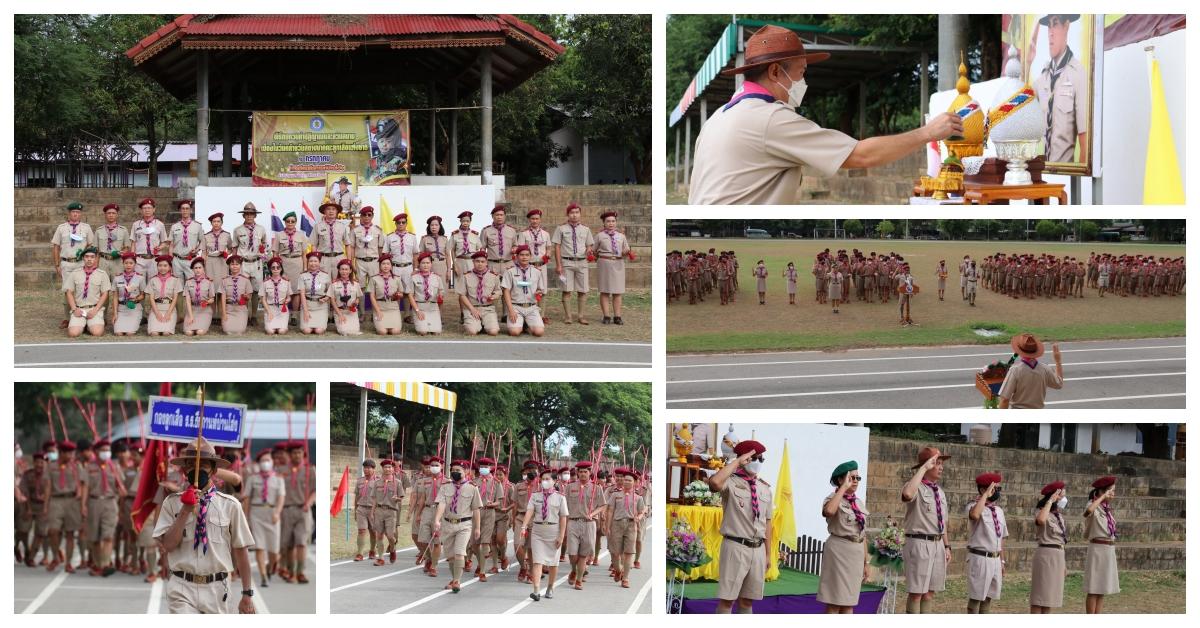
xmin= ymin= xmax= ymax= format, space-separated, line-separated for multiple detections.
xmin=18 ymin=339 xmax=651 ymax=349
xmin=331 ymin=558 xmax=447 ymax=592
xmin=627 ymin=575 xmax=654 ymax=613
xmin=669 ymin=357 xmax=1184 ymax=384
xmin=949 ymin=392 xmax=1187 ymax=409
xmin=668 ymin=344 xmax=1185 ymax=369
xmin=331 ymin=545 xmax=417 ymax=567
xmin=668 ymin=372 xmax=1185 ymax=404
xmin=22 ymin=570 xmax=68 ymax=614
xmin=385 ymin=573 xmax=484 ymax=613
xmin=20 ymin=358 xmax=650 ymax=367
xmin=59 ymin=584 xmax=151 ymax=591
xmin=147 ymin=575 xmax=163 ymax=614
xmin=501 ymin=551 xmax=611 ymax=614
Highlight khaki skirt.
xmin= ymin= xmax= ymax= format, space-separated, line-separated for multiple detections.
xmin=1030 ymin=545 xmax=1065 ymax=607
xmin=413 ymin=301 xmax=442 ymax=334
xmin=374 ymin=303 xmax=403 ymax=332
xmin=335 ymin=309 xmax=362 ymax=335
xmin=816 ymin=535 xmax=864 ymax=607
xmin=263 ymin=306 xmax=289 ymax=333
xmin=301 ymin=300 xmax=329 ymax=331
xmin=114 ymin=302 xmax=143 ymax=334
xmin=185 ymin=305 xmax=213 ymax=333
xmin=597 ymin=257 xmax=626 ymax=294
xmin=147 ymin=302 xmax=177 ymax=334
xmin=529 ymin=521 xmax=561 ymax=566
xmin=249 ymin=504 xmax=280 ymax=553
xmin=1083 ymin=542 xmax=1120 ymax=595
xmin=223 ymin=303 xmax=249 ymax=334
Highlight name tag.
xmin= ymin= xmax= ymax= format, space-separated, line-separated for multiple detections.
xmin=362 ymin=236 xmax=373 ymax=242
xmin=69 ymin=233 xmax=84 ymax=242
xmin=516 ymin=280 xmax=532 ymax=288
xmin=142 ymin=227 xmax=156 ymax=235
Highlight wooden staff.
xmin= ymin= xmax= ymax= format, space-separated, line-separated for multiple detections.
xmin=193 ymin=385 xmax=206 ymax=487
xmin=133 ymin=398 xmax=144 ymax=449
xmin=107 ymin=397 xmax=112 ymax=441
xmin=44 ymin=398 xmax=56 ymax=443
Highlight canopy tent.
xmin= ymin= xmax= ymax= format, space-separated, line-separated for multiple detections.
xmin=332 ymin=381 xmax=457 ymax=469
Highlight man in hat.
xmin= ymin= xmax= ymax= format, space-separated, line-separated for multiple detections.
xmin=82 ymin=439 xmax=126 ymax=576
xmin=315 ymin=201 xmax=354 ymax=280
xmin=45 ymin=440 xmax=85 ymax=572
xmin=280 ymin=441 xmax=315 ymax=583
xmin=707 ymin=440 xmax=774 ymax=613
xmin=998 ymin=333 xmax=1064 ymax=408
xmin=966 ymin=472 xmax=1008 ymax=613
xmin=481 ymin=205 xmax=519 ymax=275
xmin=368 ymin=117 xmax=409 ymax=180
xmin=1033 ymin=15 xmax=1088 ymax=163
xmin=901 ymin=445 xmax=952 ymax=613
xmin=62 ymin=246 xmax=111 ymax=338
xmin=332 ymin=176 xmax=359 ymax=215
xmin=372 ymin=458 xmax=404 ymax=565
xmin=413 ymin=456 xmax=445 ymax=576
xmin=353 ymin=207 xmax=384 ymax=305
xmin=233 ymin=203 xmax=268 ymax=324
xmin=52 ymin=201 xmax=97 ymax=327
xmin=169 ymin=199 xmax=204 ymax=280
xmin=552 ymin=202 xmax=595 ymax=324
xmin=353 ymin=459 xmax=379 ymax=561
xmin=95 ymin=203 xmax=130 ymax=287
xmin=432 ymin=459 xmax=482 ymax=593
xmin=154 ymin=438 xmax=256 ymax=613
xmin=456 ymin=250 xmax=502 ymax=336
xmin=689 ymin=25 xmax=963 ymax=205
xmin=503 ymin=245 xmax=547 ymax=336
xmin=565 ymin=461 xmax=607 ymax=589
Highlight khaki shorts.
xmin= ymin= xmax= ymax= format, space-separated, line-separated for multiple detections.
xmin=560 ymin=259 xmax=589 ymax=293
xmin=566 ymin=518 xmax=597 ymax=556
xmin=902 ymin=536 xmax=947 ymax=594
xmin=166 ymin=575 xmax=230 ymax=614
xmin=609 ymin=517 xmax=638 ymax=556
xmin=281 ymin=505 xmax=312 ymax=548
xmin=417 ymin=508 xmax=441 ymax=545
xmin=68 ymin=306 xmax=106 ymax=330
xmin=717 ymin=536 xmax=766 ymax=601
xmin=86 ymin=496 xmax=119 ymax=540
xmin=355 ymin=505 xmax=374 ymax=531
xmin=507 ymin=304 xmax=544 ymax=332
xmin=441 ymin=519 xmax=474 ymax=557
xmin=464 ymin=305 xmax=499 ymax=335
xmin=48 ymin=496 xmax=82 ymax=532
xmin=373 ymin=507 xmax=398 ymax=537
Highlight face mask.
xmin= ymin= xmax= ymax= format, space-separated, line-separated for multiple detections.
xmin=560 ymin=474 xmax=571 ymax=482
xmin=744 ymin=460 xmax=764 ymax=475
xmin=192 ymin=469 xmax=211 ymax=489
xmin=526 ymin=472 xmax=537 ymax=481
xmin=541 ymin=480 xmax=554 ymax=490
xmin=986 ymin=486 xmax=1002 ymax=502
xmin=479 ymin=467 xmax=491 ymax=476
xmin=259 ymin=460 xmax=273 ymax=472
xmin=774 ymin=65 xmax=808 ymax=108
xmin=15 ymin=447 xmax=22 ymax=459
xmin=429 ymin=465 xmax=441 ymax=475
xmin=98 ymin=451 xmax=112 ymax=461
xmin=1056 ymin=497 xmax=1069 ymax=510
xmin=450 ymin=471 xmax=463 ymax=482
xmin=46 ymin=451 xmax=58 ymax=462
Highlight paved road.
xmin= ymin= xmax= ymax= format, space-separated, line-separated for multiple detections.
xmin=15 ymin=544 xmax=316 ymax=614
xmin=15 ymin=339 xmax=652 ymax=368
xmin=667 ymin=337 xmax=1185 ymax=409
xmin=330 ymin=523 xmax=654 ymax=614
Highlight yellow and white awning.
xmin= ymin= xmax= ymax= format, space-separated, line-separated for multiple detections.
xmin=350 ymin=381 xmax=457 ymax=412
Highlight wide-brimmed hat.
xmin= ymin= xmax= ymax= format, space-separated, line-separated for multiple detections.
xmin=1011 ymin=332 xmax=1045 ymax=359
xmin=912 ymin=446 xmax=951 ymax=469
xmin=720 ymin=25 xmax=830 ymax=77
xmin=169 ymin=437 xmax=231 ymax=469
xmin=1038 ymin=14 xmax=1080 ymax=26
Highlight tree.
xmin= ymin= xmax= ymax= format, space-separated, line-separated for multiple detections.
xmin=937 ymin=219 xmax=969 ymax=240
xmin=1079 ymin=220 xmax=1100 ymax=241
xmin=1035 ymin=219 xmax=1060 ymax=241
xmin=877 ymin=220 xmax=896 ymax=238
xmin=843 ymin=219 xmax=864 ymax=237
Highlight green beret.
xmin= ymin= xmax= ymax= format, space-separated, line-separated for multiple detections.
xmin=830 ymin=460 xmax=858 ymax=482
xmin=283 ymin=211 xmax=297 ymax=221
xmin=75 ymin=246 xmax=99 ymax=261
xmin=66 ymin=201 xmax=84 ymax=211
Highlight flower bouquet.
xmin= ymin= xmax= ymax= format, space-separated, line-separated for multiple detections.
xmin=868 ymin=517 xmax=905 ymax=570
xmin=682 ymin=480 xmax=712 ymax=506
xmin=976 ymin=353 xmax=1017 ymax=408
xmin=666 ymin=515 xmax=712 ymax=613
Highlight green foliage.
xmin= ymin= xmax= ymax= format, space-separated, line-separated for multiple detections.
xmin=1035 ymin=219 xmax=1062 ymax=241
xmin=937 ymin=219 xmax=969 ymax=240
xmin=877 ymin=220 xmax=896 ymax=237
xmin=1079 ymin=220 xmax=1100 ymax=241
xmin=842 ymin=218 xmax=864 ymax=237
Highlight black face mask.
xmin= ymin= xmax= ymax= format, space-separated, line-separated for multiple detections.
xmin=450 ymin=471 xmax=463 ymax=482
xmin=526 ymin=472 xmax=537 ymax=481
xmin=987 ymin=486 xmax=1002 ymax=502
xmin=191 ymin=469 xmax=211 ymax=490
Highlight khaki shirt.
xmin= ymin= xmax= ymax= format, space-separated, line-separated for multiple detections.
xmin=21 ymin=469 xmax=50 ymax=503
xmin=383 ymin=231 xmax=418 ymax=266
xmin=130 ymin=219 xmax=168 ymax=256
xmin=328 ymin=279 xmax=363 ymax=308
xmin=450 ymin=228 xmax=482 ymax=259
xmin=85 ymin=460 xmax=122 ymax=498
xmin=295 ymin=270 xmax=331 ymax=302
xmin=154 ymin=489 xmax=253 ymax=574
xmin=564 ymin=480 xmax=607 ymax=519
xmin=242 ymin=473 xmax=285 ymax=507
xmin=51 ymin=222 xmax=96 ymax=259
xmin=455 ymin=269 xmax=502 ymax=305
xmin=408 ymin=271 xmax=443 ymax=304
xmin=965 ymin=502 xmax=1007 ymax=552
xmin=526 ymin=490 xmax=569 ymax=523
xmin=516 ymin=228 xmax=552 ymax=260
xmin=369 ymin=273 xmax=404 ymax=309
xmin=514 ymin=480 xmax=537 ymax=516
xmin=63 ymin=267 xmax=111 ymax=307
xmin=474 ymin=476 xmax=505 ymax=508
xmin=480 ymin=223 xmax=518 ymax=260
xmin=1034 ymin=51 xmax=1087 ymax=163
xmin=314 ymin=219 xmax=353 ymax=257
xmin=1085 ymin=504 xmax=1118 ymax=541
xmin=284 ymin=464 xmax=315 ymax=506
xmin=221 ymin=274 xmax=251 ymax=303
xmin=595 ymin=229 xmax=629 ymax=258
xmin=435 ymin=481 xmax=482 ymax=518
xmin=997 ymin=359 xmax=1064 ymax=408
xmin=418 ymin=235 xmax=450 ymax=260
xmin=719 ymin=473 xmax=772 ymax=539
xmin=1037 ymin=509 xmax=1068 ymax=545
xmin=233 ymin=223 xmax=268 ymax=260
xmin=96 ymin=223 xmax=130 ymax=255
xmin=353 ymin=224 xmax=383 ymax=258
xmin=183 ymin=277 xmax=217 ymax=307
xmin=372 ymin=476 xmax=405 ymax=509
xmin=689 ymin=95 xmax=858 ymax=205
xmin=204 ymin=229 xmax=233 ymax=259
xmin=904 ymin=481 xmax=945 ymax=535
xmin=551 ymin=224 xmax=594 ymax=259
xmin=145 ymin=274 xmax=182 ymax=304
xmin=501 ymin=264 xmax=546 ymax=304
xmin=354 ymin=475 xmax=376 ymax=508
xmin=273 ymin=229 xmax=309 ymax=258
xmin=610 ymin=489 xmax=646 ymax=521
xmin=823 ymin=491 xmax=869 ymax=539
xmin=51 ymin=462 xmax=84 ymax=497
xmin=170 ymin=219 xmax=204 ymax=256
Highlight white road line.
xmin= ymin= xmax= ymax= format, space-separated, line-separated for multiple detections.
xmin=330 ymin=558 xmax=448 ymax=592
xmin=147 ymin=575 xmax=163 ymax=614
xmin=669 ymin=357 xmax=1184 ymax=385
xmin=18 ymin=339 xmax=650 ymax=349
xmin=386 ymin=574 xmax=484 ymax=613
xmin=949 ymin=392 xmax=1188 ymax=409
xmin=20 ymin=358 xmax=650 ymax=367
xmin=59 ymin=584 xmax=151 ymax=591
xmin=502 ymin=550 xmax=611 ymax=614
xmin=22 ymin=570 xmax=68 ymax=614
xmin=668 ymin=344 xmax=1185 ymax=369
xmin=331 ymin=545 xmax=417 ymax=567
xmin=627 ymin=576 xmax=654 ymax=613
xmin=668 ymin=372 xmax=1186 ymax=404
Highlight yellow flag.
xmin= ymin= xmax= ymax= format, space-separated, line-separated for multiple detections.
xmin=403 ymin=198 xmax=416 ymax=234
xmin=379 ymin=196 xmax=395 ymax=236
xmin=766 ymin=440 xmax=796 ymax=579
xmin=1143 ymin=55 xmax=1185 ymax=204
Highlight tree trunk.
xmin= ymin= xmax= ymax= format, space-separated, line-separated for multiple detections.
xmin=1137 ymin=424 xmax=1172 ymax=459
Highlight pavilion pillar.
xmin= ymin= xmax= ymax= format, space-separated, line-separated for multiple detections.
xmin=919 ymin=51 xmax=930 ymax=120
xmin=221 ymin=78 xmax=232 ymax=177
xmin=428 ymin=81 xmax=437 ymax=176
xmin=583 ymin=140 xmax=590 ymax=185
xmin=480 ymin=50 xmax=493 ymax=185
xmin=700 ymin=97 xmax=708 ymax=126
xmin=673 ymin=127 xmax=680 ymax=190
xmin=239 ymin=81 xmax=250 ymax=177
xmin=196 ymin=52 xmax=210 ymax=186
xmin=858 ymin=81 xmax=867 ymax=139
xmin=683 ymin=114 xmax=692 ymax=187
xmin=450 ymin=83 xmax=459 ymax=176
xmin=938 ymin=15 xmax=967 ymax=91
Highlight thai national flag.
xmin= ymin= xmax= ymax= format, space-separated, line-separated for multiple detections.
xmin=269 ymin=201 xmax=284 ymax=233
xmin=300 ymin=199 xmax=316 ymax=237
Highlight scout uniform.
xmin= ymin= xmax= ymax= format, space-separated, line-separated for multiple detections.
xmin=997 ymin=333 xmax=1064 ymax=408
xmin=170 ymin=210 xmax=205 ymax=279
xmin=63 ymin=260 xmax=111 ymax=331
xmin=314 ymin=205 xmax=353 ymax=278
xmin=353 ymin=208 xmax=384 ymax=285
xmin=260 ymin=269 xmax=293 ymax=334
xmin=48 ymin=443 xmax=84 ymax=564
xmin=183 ymin=273 xmax=217 ymax=334
xmin=416 ymin=466 xmax=445 ymax=547
xmin=1035 ymin=25 xmax=1088 ymax=162
xmin=131 ymin=207 xmax=168 ymax=280
xmin=434 ymin=472 xmax=482 ymax=559
xmin=95 ymin=207 xmax=130 ymax=280
xmin=353 ymin=461 xmax=377 ymax=559
xmin=382 ymin=220 xmax=417 ymax=282
xmin=281 ymin=457 xmax=315 ymax=561
xmin=418 ymin=224 xmax=452 ymax=286
xmin=296 ymin=257 xmax=331 ymax=331
xmin=1031 ymin=480 xmax=1068 ymax=608
xmin=525 ymin=485 xmax=569 ymax=566
xmin=480 ymin=208 xmax=518 ymax=274
xmin=817 ymin=461 xmax=869 ymax=608
xmin=1083 ymin=476 xmax=1120 ymax=595
xmin=20 ymin=460 xmax=51 ymax=550
xmin=328 ymin=269 xmax=364 ymax=335
xmin=456 ymin=251 xmax=502 ymax=335
xmin=332 ymin=179 xmax=357 ymax=215
xmin=408 ymin=258 xmax=445 ymax=334
xmin=502 ymin=255 xmax=547 ymax=332
xmin=52 ymin=204 xmax=96 ymax=291
xmin=243 ymin=464 xmax=285 ymax=556
xmin=553 ymin=210 xmax=595 ymax=293
xmin=965 ymin=473 xmax=1008 ymax=604
xmin=472 ymin=458 xmax=502 ymax=575
xmin=146 ymin=258 xmax=183 ymax=334
xmin=371 ymin=461 xmax=405 ymax=564
xmin=204 ymin=216 xmax=234 ymax=287
xmin=902 ymin=448 xmax=949 ymax=596
xmin=85 ymin=449 xmax=123 ymax=556
xmin=517 ymin=219 xmax=552 ymax=272
xmin=220 ymin=261 xmax=252 ymax=335
xmin=450 ymin=213 xmax=483 ymax=279
xmin=232 ymin=207 xmax=268 ymax=293
xmin=273 ymin=226 xmax=310 ymax=283
xmin=717 ymin=441 xmax=773 ymax=603
xmin=153 ymin=441 xmax=254 ymax=614
xmin=595 ymin=218 xmax=631 ymax=295
xmin=368 ymin=259 xmax=404 ymax=332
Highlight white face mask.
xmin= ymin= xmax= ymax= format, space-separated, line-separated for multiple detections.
xmin=774 ymin=65 xmax=808 ymax=108
xmin=1056 ymin=497 xmax=1069 ymax=510
xmin=98 ymin=451 xmax=112 ymax=461
xmin=744 ymin=460 xmax=764 ymax=475
xmin=479 ymin=467 xmax=491 ymax=476
xmin=46 ymin=451 xmax=59 ymax=462
xmin=541 ymin=479 xmax=554 ymax=490
xmin=259 ymin=460 xmax=273 ymax=472
xmin=560 ymin=474 xmax=571 ymax=482
xmin=429 ymin=465 xmax=441 ymax=475
xmin=15 ymin=447 xmax=23 ymax=459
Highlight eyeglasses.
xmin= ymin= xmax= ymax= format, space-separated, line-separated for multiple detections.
xmin=849 ymin=475 xmax=863 ymax=482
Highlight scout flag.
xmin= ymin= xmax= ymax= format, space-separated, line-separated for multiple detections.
xmin=767 ymin=440 xmax=796 ymax=579
xmin=130 ymin=440 xmax=166 ymax=533
xmin=330 ymin=465 xmax=351 ymax=517
xmin=1143 ymin=51 xmax=1184 ymax=204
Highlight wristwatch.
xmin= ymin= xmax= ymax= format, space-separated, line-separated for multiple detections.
xmin=242 ymin=589 xmax=254 ymax=597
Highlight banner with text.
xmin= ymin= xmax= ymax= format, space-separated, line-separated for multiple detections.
xmin=146 ymin=395 xmax=247 ymax=448
xmin=252 ymin=110 xmax=411 ymax=187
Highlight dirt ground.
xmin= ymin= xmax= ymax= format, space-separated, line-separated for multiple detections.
xmin=16 ymin=288 xmax=650 ymax=343
xmin=667 ymin=238 xmax=1185 ymax=352
xmin=894 ymin=570 xmax=1185 ymax=614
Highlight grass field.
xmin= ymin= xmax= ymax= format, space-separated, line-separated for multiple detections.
xmin=667 ymin=238 xmax=1186 ymax=353
xmin=329 ymin=503 xmax=417 ymax=560
xmin=894 ymin=570 xmax=1185 ymax=614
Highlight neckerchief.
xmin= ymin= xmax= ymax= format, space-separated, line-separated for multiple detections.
xmin=272 ymin=277 xmax=284 ymax=305
xmin=1021 ymin=357 xmax=1039 ymax=370
xmin=450 ymin=479 xmax=466 ymax=513
xmin=473 ymin=269 xmax=487 ymax=302
xmin=1044 ymin=47 xmax=1074 ymax=153
xmin=260 ymin=471 xmax=273 ymax=503
xmin=1101 ymin=502 xmax=1118 ymax=538
xmin=208 ymin=228 xmax=223 ymax=254
xmin=579 ymin=481 xmax=597 ymax=516
xmin=540 ymin=489 xmax=553 ymax=520
xmin=518 ymin=264 xmax=531 ymax=297
xmin=431 ymin=234 xmax=442 ymax=256
xmin=480 ymin=476 xmax=496 ymax=501
xmin=528 ymin=228 xmax=542 ymax=254
xmin=99 ymin=460 xmax=110 ymax=494
xmin=156 ymin=274 xmax=171 ymax=302
xmin=309 ymin=271 xmax=320 ymax=297
xmin=734 ymin=470 xmax=760 ymax=519
xmin=723 ymin=80 xmax=778 ymax=111
xmin=604 ymin=228 xmax=619 ymax=255
xmin=419 ymin=271 xmax=431 ymax=301
xmin=569 ymin=224 xmax=579 ymax=255
xmin=358 ymin=475 xmax=373 ymax=498
xmin=1054 ymin=510 xmax=1067 ymax=544
xmin=381 ymin=274 xmax=393 ymax=300
xmin=181 ymin=218 xmax=192 ymax=248
xmin=105 ymin=224 xmax=116 ymax=252
xmin=622 ymin=488 xmax=636 ymax=518
xmin=490 ymin=223 xmax=505 ymax=257
xmin=397 ymin=232 xmax=407 ymax=257
xmin=285 ymin=229 xmax=296 ymax=253
xmin=57 ymin=462 xmax=71 ymax=491
xmin=986 ymin=503 xmax=1002 ymax=537
xmin=459 ymin=228 xmax=472 ymax=253
xmin=121 ymin=271 xmax=136 ymax=301
xmin=325 ymin=220 xmax=337 ymax=253
xmin=844 ymin=492 xmax=866 ymax=530
xmin=193 ymin=277 xmax=206 ymax=305
xmin=139 ymin=220 xmax=153 ymax=254
xmin=340 ymin=279 xmax=352 ymax=301
xmin=192 ymin=484 xmax=217 ymax=554
xmin=923 ymin=480 xmax=944 ymax=532
xmin=81 ymin=266 xmax=96 ymax=299
xmin=230 ymin=276 xmax=240 ymax=303
xmin=245 ymin=224 xmax=257 ymax=253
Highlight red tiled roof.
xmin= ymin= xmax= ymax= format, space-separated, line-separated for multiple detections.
xmin=126 ymin=14 xmax=563 ymax=61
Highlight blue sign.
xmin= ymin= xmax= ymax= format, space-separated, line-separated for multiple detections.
xmin=147 ymin=396 xmax=247 ymax=447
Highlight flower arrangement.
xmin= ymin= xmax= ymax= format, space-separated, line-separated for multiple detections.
xmin=868 ymin=517 xmax=905 ymax=569
xmin=682 ymin=480 xmax=712 ymax=505
xmin=666 ymin=515 xmax=712 ymax=573
xmin=979 ymin=354 xmax=1016 ymax=380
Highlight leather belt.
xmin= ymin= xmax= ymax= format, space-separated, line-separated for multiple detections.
xmin=1038 ymin=543 xmax=1064 ymax=550
xmin=837 ymin=534 xmax=865 ymax=543
xmin=396 ymin=262 xmax=412 ymax=267
xmin=325 ymin=252 xmax=343 ymax=257
xmin=60 ymin=257 xmax=77 ymax=261
xmin=242 ymin=256 xmax=260 ymax=261
xmin=137 ymin=254 xmax=155 ymax=259
xmin=906 ymin=533 xmax=943 ymax=541
xmin=533 ymin=521 xmax=556 ymax=525
xmin=358 ymin=257 xmax=377 ymax=262
xmin=723 ymin=535 xmax=764 ymax=548
xmin=488 ymin=258 xmax=506 ymax=263
xmin=173 ymin=254 xmax=194 ymax=259
xmin=1090 ymin=538 xmax=1116 ymax=545
xmin=282 ymin=254 xmax=303 ymax=258
xmin=968 ymin=547 xmax=1000 ymax=558
xmin=443 ymin=516 xmax=470 ymax=524
xmin=513 ymin=303 xmax=536 ymax=307
xmin=598 ymin=255 xmax=622 ymax=260
xmin=172 ymin=570 xmax=228 ymax=584
xmin=563 ymin=256 xmax=586 ymax=261
xmin=305 ymin=296 xmax=325 ymax=301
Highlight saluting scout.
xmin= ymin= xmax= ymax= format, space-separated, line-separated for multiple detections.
xmin=432 ymin=459 xmax=482 ymax=594
xmin=901 ymin=446 xmax=951 ymax=614
xmin=95 ymin=203 xmax=130 ymax=281
xmin=817 ymin=461 xmax=869 ymax=614
xmin=707 ymin=440 xmax=773 ymax=614
xmin=502 ymin=245 xmax=547 ymax=336
xmin=52 ymin=202 xmax=97 ymax=327
xmin=481 ymin=205 xmax=519 ymax=275
xmin=594 ymin=211 xmax=633 ymax=325
xmin=552 ymin=202 xmax=595 ymax=324
xmin=522 ymin=467 xmax=569 ymax=601
xmin=63 ymin=247 xmax=111 ymax=338
xmin=314 ymin=201 xmax=353 ymax=278
xmin=154 ymin=438 xmax=256 ymax=614
xmin=372 ymin=458 xmax=405 ymax=565
xmin=457 ymin=250 xmax=502 ymax=336
xmin=352 ymin=459 xmax=378 ymax=561
xmin=1030 ymin=480 xmax=1068 ymax=613
xmin=1083 ymin=475 xmax=1119 ymax=613
xmin=965 ymin=472 xmax=1008 ymax=614
xmin=232 ymin=204 xmax=268 ymax=324
xmin=241 ymin=449 xmax=285 ymax=588
xmin=997 ymin=333 xmax=1064 ymax=409
xmin=169 ymin=199 xmax=205 ymax=279
xmin=565 ymin=461 xmax=606 ymax=590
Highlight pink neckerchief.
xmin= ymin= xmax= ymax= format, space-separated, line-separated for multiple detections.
xmin=603 ymin=228 xmax=619 ymax=254
xmin=97 ymin=460 xmax=110 ymax=493
xmin=418 ymin=271 xmax=432 ymax=301
xmin=986 ymin=503 xmax=1002 ymax=537
xmin=1101 ymin=502 xmax=1118 ymax=538
xmin=81 ymin=266 xmax=97 ymax=299
xmin=180 ymin=218 xmax=192 ymax=247
xmin=578 ymin=480 xmax=598 ymax=515
xmin=733 ymin=470 xmax=760 ymax=519
xmin=121 ymin=271 xmax=136 ymax=300
xmin=472 ymin=269 xmax=488 ymax=302
xmin=259 ymin=470 xmax=273 ymax=502
xmin=193 ymin=277 xmax=207 ymax=305
xmin=156 ymin=273 xmax=171 ymax=301
xmin=621 ymin=487 xmax=636 ymax=518
xmin=843 ymin=492 xmax=865 ymax=530
xmin=1021 ymin=357 xmax=1039 ymax=370
xmin=358 ymin=474 xmax=372 ymax=498
xmin=285 ymin=228 xmax=297 ymax=253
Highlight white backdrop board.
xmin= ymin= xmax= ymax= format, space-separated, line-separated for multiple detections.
xmin=194 ymin=184 xmax=497 ymax=234
xmin=714 ymin=423 xmax=870 ymax=542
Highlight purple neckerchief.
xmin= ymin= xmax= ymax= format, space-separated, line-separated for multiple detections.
xmin=734 ymin=470 xmax=760 ymax=520
xmin=1054 ymin=511 xmax=1067 ymax=544
xmin=450 ymin=479 xmax=465 ymax=512
xmin=1102 ymin=502 xmax=1118 ymax=538
xmin=844 ymin=492 xmax=865 ymax=530
xmin=540 ymin=489 xmax=553 ymax=520
xmin=986 ymin=503 xmax=1002 ymax=537
xmin=724 ymin=80 xmax=777 ymax=111
xmin=192 ymin=485 xmax=217 ymax=554
xmin=473 ymin=269 xmax=487 ymax=302
xmin=922 ymin=481 xmax=944 ymax=533
xmin=1021 ymin=357 xmax=1039 ymax=370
